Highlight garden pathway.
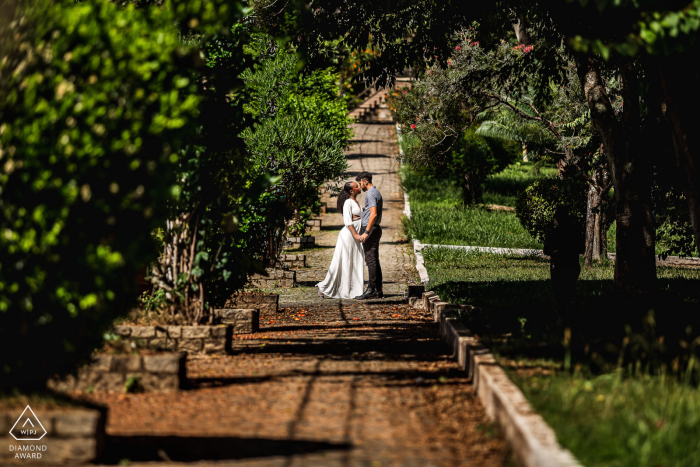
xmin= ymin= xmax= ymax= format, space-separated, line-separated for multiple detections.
xmin=89 ymin=123 xmax=509 ymax=467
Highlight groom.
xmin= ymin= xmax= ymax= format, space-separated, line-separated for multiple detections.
xmin=354 ymin=171 xmax=383 ymax=300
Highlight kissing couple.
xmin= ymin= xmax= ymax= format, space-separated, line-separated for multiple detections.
xmin=316 ymin=171 xmax=383 ymax=300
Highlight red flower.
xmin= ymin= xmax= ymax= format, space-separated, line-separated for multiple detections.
xmin=523 ymin=45 xmax=534 ymax=53
xmin=402 ymin=90 xmax=407 ymax=94
xmin=411 ymin=124 xmax=416 ymax=130
xmin=455 ymin=46 xmax=461 ymax=50
xmin=470 ymin=41 xmax=479 ymax=46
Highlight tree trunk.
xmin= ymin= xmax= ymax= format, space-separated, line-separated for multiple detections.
xmin=576 ymin=56 xmax=656 ymax=293
xmin=461 ymin=172 xmax=480 ymax=205
xmin=513 ymin=15 xmax=532 ymax=46
xmin=658 ymin=59 xmax=700 ymax=255
xmin=584 ymin=183 xmax=608 ymax=268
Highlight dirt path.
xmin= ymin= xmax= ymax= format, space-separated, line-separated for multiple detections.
xmin=86 ymin=123 xmax=509 ymax=467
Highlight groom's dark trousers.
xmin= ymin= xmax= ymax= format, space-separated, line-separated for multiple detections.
xmin=360 ymin=225 xmax=383 ymax=291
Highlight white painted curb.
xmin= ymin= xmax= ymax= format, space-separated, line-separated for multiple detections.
xmin=415 ymin=242 xmax=700 ymax=266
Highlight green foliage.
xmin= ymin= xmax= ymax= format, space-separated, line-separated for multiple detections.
xmin=286 ymin=69 xmax=353 ymax=145
xmin=243 ymin=115 xmax=348 ymax=209
xmin=123 ymin=375 xmax=144 ymax=394
xmin=515 ymin=176 xmax=588 ymax=243
xmin=446 ymin=127 xmax=519 ymax=203
xmin=238 ymin=32 xmax=350 ymax=263
xmin=0 ymin=0 xmax=200 ymax=390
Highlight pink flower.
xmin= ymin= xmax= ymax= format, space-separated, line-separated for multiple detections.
xmin=523 ymin=45 xmax=534 ymax=53
xmin=411 ymin=124 xmax=416 ymax=130
xmin=455 ymin=46 xmax=461 ymax=50
xmin=402 ymin=90 xmax=407 ymax=94
xmin=470 ymin=41 xmax=479 ymax=46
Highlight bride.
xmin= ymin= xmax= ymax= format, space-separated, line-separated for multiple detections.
xmin=316 ymin=181 xmax=365 ymax=299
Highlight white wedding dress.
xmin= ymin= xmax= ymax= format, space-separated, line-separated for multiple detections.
xmin=316 ymin=199 xmax=365 ymax=299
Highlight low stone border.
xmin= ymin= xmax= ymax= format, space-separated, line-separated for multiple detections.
xmin=250 ymin=269 xmax=296 ymax=288
xmin=0 ymin=405 xmax=107 ymax=464
xmin=225 ymin=293 xmax=279 ymax=314
xmin=277 ymin=254 xmax=306 ymax=268
xmin=113 ymin=324 xmax=233 ymax=354
xmin=305 ymin=219 xmax=321 ymax=231
xmin=287 ymin=236 xmax=316 ymax=247
xmin=414 ymin=293 xmax=582 ymax=467
xmin=48 ymin=352 xmax=187 ymax=394
xmin=213 ymin=309 xmax=259 ymax=334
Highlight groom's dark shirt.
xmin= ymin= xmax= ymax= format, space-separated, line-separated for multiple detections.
xmin=361 ymin=186 xmax=382 ymax=227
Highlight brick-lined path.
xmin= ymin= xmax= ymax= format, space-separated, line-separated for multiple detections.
xmin=88 ymin=123 xmax=509 ymax=467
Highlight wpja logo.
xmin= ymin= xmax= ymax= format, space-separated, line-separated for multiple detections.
xmin=8 ymin=406 xmax=48 ymax=460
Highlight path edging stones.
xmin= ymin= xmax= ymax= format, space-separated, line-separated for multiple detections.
xmin=48 ymin=352 xmax=187 ymax=393
xmin=420 ymin=292 xmax=583 ymax=467
xmin=0 ymin=405 xmax=107 ymax=464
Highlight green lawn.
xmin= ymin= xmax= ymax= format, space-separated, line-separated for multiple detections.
xmin=512 ymin=373 xmax=700 ymax=467
xmin=403 ymin=162 xmax=695 ymax=256
xmin=483 ymin=161 xmax=558 ymax=208
xmin=401 ymin=163 xmax=548 ymax=248
xmin=423 ymin=247 xmax=700 ymax=467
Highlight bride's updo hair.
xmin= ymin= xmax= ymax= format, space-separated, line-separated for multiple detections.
xmin=336 ymin=181 xmax=356 ymax=214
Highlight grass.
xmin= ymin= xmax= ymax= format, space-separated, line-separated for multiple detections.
xmin=402 ymin=163 xmax=547 ymax=248
xmin=423 ymin=247 xmax=700 ymax=466
xmin=403 ymin=162 xmax=696 ymax=256
xmin=482 ymin=161 xmax=558 ymax=208
xmin=511 ymin=373 xmax=700 ymax=467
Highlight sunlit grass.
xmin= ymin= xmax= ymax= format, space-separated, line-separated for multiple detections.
xmin=401 ymin=164 xmax=544 ymax=248
xmin=512 ymin=373 xmax=700 ymax=467
xmin=482 ymin=161 xmax=558 ymax=208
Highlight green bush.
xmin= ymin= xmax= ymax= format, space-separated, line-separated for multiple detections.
xmin=515 ymin=176 xmax=588 ymax=243
xmin=238 ymin=33 xmax=349 ymax=264
xmin=0 ymin=0 xmax=199 ymax=390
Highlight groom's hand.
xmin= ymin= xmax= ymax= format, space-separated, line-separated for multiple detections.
xmin=359 ymin=233 xmax=369 ymax=242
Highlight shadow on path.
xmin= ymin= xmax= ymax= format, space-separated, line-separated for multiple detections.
xmin=100 ymin=435 xmax=351 ymax=464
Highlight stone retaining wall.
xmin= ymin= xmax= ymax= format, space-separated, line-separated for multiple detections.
xmin=250 ymin=269 xmax=296 ymax=288
xmin=113 ymin=325 xmax=233 ymax=354
xmin=224 ymin=293 xmax=279 ymax=314
xmin=0 ymin=406 xmax=107 ymax=464
xmin=48 ymin=352 xmax=186 ymax=393
xmin=278 ymin=254 xmax=306 ymax=268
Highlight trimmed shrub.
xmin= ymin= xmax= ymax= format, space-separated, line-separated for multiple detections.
xmin=515 ymin=176 xmax=588 ymax=243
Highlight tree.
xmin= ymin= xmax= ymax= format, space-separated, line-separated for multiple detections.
xmin=279 ymin=0 xmax=700 ymax=294
xmin=239 ymin=32 xmax=350 ymax=265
